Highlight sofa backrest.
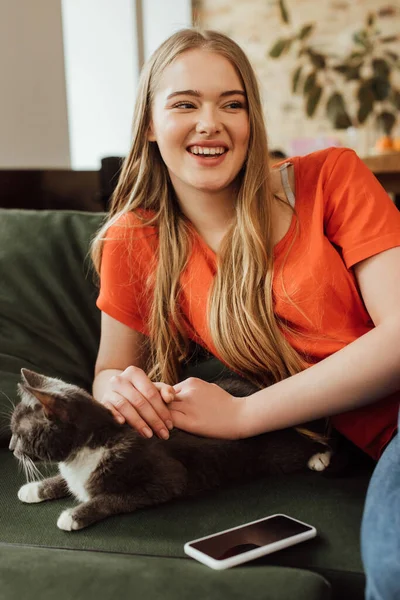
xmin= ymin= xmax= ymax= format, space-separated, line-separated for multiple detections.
xmin=0 ymin=209 xmax=105 ymax=446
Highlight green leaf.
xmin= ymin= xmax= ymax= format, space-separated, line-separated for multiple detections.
xmin=278 ymin=0 xmax=290 ymax=24
xmin=385 ymin=50 xmax=399 ymax=63
xmin=349 ymin=51 xmax=367 ymax=60
xmin=372 ymin=58 xmax=390 ymax=79
xmin=353 ymin=30 xmax=369 ymax=48
xmin=370 ymin=76 xmax=391 ymax=101
xmin=303 ymin=71 xmax=317 ymax=95
xmin=357 ymin=98 xmax=373 ymax=124
xmin=376 ymin=111 xmax=396 ymax=135
xmin=333 ymin=64 xmax=348 ymax=74
xmin=307 ymin=50 xmax=326 ymax=69
xmin=380 ymin=35 xmax=398 ymax=44
xmin=390 ymin=89 xmax=400 ymax=110
xmin=285 ymin=38 xmax=293 ymax=53
xmin=269 ymin=39 xmax=288 ymax=58
xmin=333 ymin=64 xmax=360 ymax=80
xmin=326 ymin=92 xmax=352 ymax=129
xmin=367 ymin=12 xmax=375 ymax=27
xmin=346 ymin=66 xmax=361 ymax=81
xmin=298 ymin=24 xmax=314 ymax=40
xmin=327 ymin=92 xmax=346 ymax=118
xmin=357 ymin=80 xmax=375 ymax=105
xmin=292 ymin=66 xmax=303 ymax=93
xmin=334 ymin=112 xmax=352 ymax=129
xmin=306 ymin=85 xmax=322 ymax=117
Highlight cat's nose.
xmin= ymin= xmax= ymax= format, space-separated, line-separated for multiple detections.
xmin=9 ymin=434 xmax=17 ymax=451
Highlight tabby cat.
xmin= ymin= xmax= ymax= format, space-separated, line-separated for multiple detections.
xmin=10 ymin=368 xmax=331 ymax=531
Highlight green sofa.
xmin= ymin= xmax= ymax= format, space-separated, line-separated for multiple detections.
xmin=0 ymin=209 xmax=374 ymax=600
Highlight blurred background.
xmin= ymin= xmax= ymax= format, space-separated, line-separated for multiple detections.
xmin=1 ymin=0 xmax=399 ymax=210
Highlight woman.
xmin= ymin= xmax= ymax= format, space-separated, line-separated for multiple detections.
xmin=91 ymin=29 xmax=400 ymax=599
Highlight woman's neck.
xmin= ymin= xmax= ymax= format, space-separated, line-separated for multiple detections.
xmin=170 ymin=169 xmax=283 ymax=253
xmin=176 ymin=187 xmax=236 ymax=253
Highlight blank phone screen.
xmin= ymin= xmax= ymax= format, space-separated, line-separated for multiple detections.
xmin=190 ymin=516 xmax=313 ymax=560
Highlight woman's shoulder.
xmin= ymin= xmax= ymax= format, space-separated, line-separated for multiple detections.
xmin=271 ymin=147 xmax=355 ymax=201
xmin=291 ymin=146 xmax=360 ymax=180
xmin=105 ymin=209 xmax=158 ymax=241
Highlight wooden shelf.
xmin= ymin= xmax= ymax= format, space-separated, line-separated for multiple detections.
xmin=362 ymin=152 xmax=400 ymax=174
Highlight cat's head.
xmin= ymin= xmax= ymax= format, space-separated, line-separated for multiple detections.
xmin=10 ymin=369 xmax=117 ymax=463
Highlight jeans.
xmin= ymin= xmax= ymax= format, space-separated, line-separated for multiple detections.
xmin=361 ymin=411 xmax=400 ymax=600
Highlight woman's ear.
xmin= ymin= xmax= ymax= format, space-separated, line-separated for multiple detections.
xmin=147 ymin=121 xmax=156 ymax=142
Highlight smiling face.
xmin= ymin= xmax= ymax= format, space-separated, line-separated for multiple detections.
xmin=148 ymin=49 xmax=250 ymax=204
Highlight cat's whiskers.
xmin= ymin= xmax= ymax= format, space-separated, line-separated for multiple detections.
xmin=0 ymin=418 xmax=12 ymax=431
xmin=16 ymin=457 xmax=23 ymax=477
xmin=20 ymin=456 xmax=29 ymax=482
xmin=28 ymin=457 xmax=45 ymax=482
xmin=0 ymin=393 xmax=16 ymax=436
xmin=0 ymin=390 xmax=16 ymax=411
xmin=22 ymin=457 xmax=33 ymax=483
xmin=18 ymin=455 xmax=42 ymax=483
xmin=0 ymin=423 xmax=12 ymax=435
xmin=0 ymin=408 xmax=14 ymax=422
xmin=17 ymin=458 xmax=33 ymax=486
xmin=27 ymin=459 xmax=38 ymax=483
xmin=35 ymin=456 xmax=52 ymax=476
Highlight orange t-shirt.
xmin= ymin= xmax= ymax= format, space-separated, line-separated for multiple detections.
xmin=97 ymin=147 xmax=400 ymax=460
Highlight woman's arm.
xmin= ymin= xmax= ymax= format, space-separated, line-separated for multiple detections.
xmin=170 ymin=246 xmax=400 ymax=438
xmin=93 ymin=312 xmax=174 ymax=438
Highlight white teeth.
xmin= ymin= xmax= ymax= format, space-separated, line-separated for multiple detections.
xmin=189 ymin=146 xmax=226 ymax=156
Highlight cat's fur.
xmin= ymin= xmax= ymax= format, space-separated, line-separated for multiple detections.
xmin=10 ymin=368 xmax=332 ymax=531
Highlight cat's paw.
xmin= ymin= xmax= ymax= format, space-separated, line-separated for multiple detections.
xmin=57 ymin=508 xmax=80 ymax=531
xmin=307 ymin=451 xmax=332 ymax=472
xmin=18 ymin=481 xmax=44 ymax=503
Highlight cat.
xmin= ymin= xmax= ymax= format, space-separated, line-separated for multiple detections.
xmin=9 ymin=368 xmax=332 ymax=531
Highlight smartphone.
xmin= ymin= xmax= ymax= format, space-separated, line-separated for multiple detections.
xmin=184 ymin=514 xmax=317 ymax=570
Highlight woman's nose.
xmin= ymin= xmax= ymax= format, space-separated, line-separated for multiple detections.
xmin=195 ymin=107 xmax=222 ymax=135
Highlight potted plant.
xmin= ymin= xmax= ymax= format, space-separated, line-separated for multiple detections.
xmin=269 ymin=0 xmax=400 ymax=146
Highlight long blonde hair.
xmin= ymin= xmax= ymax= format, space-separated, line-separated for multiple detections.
xmin=91 ymin=28 xmax=307 ymax=387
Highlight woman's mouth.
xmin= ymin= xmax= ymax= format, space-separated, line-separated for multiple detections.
xmin=186 ymin=145 xmax=228 ymax=166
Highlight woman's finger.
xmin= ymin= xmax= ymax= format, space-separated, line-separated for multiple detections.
xmin=121 ymin=367 xmax=173 ymax=425
xmin=173 ymin=382 xmax=183 ymax=394
xmin=110 ymin=375 xmax=171 ymax=439
xmin=153 ymin=382 xmax=176 ymax=404
xmin=102 ymin=400 xmax=125 ymax=424
xmin=106 ymin=389 xmax=157 ymax=438
xmin=168 ymin=399 xmax=185 ymax=413
xmin=101 ymin=392 xmax=153 ymax=437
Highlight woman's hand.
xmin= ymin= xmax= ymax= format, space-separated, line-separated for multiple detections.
xmin=168 ymin=377 xmax=247 ymax=439
xmin=99 ymin=366 xmax=175 ymax=439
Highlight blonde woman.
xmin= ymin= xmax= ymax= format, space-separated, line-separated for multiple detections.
xmin=91 ymin=29 xmax=400 ymax=599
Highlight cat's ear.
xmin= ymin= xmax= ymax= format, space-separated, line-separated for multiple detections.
xmin=20 ymin=368 xmax=49 ymax=389
xmin=23 ymin=385 xmax=69 ymax=421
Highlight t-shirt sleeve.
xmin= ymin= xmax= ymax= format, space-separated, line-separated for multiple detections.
xmin=96 ymin=213 xmax=156 ymax=335
xmin=323 ymin=148 xmax=400 ymax=268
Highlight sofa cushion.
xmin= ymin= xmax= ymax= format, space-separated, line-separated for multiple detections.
xmin=0 ymin=210 xmax=104 ymax=445
xmin=0 ymin=448 xmax=369 ymax=598
xmin=0 ymin=209 xmax=371 ymax=598
xmin=0 ymin=545 xmax=332 ymax=600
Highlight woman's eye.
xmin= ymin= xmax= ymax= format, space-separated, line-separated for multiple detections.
xmin=173 ymin=102 xmax=196 ymax=109
xmin=171 ymin=100 xmax=246 ymax=110
xmin=224 ymin=101 xmax=245 ymax=110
